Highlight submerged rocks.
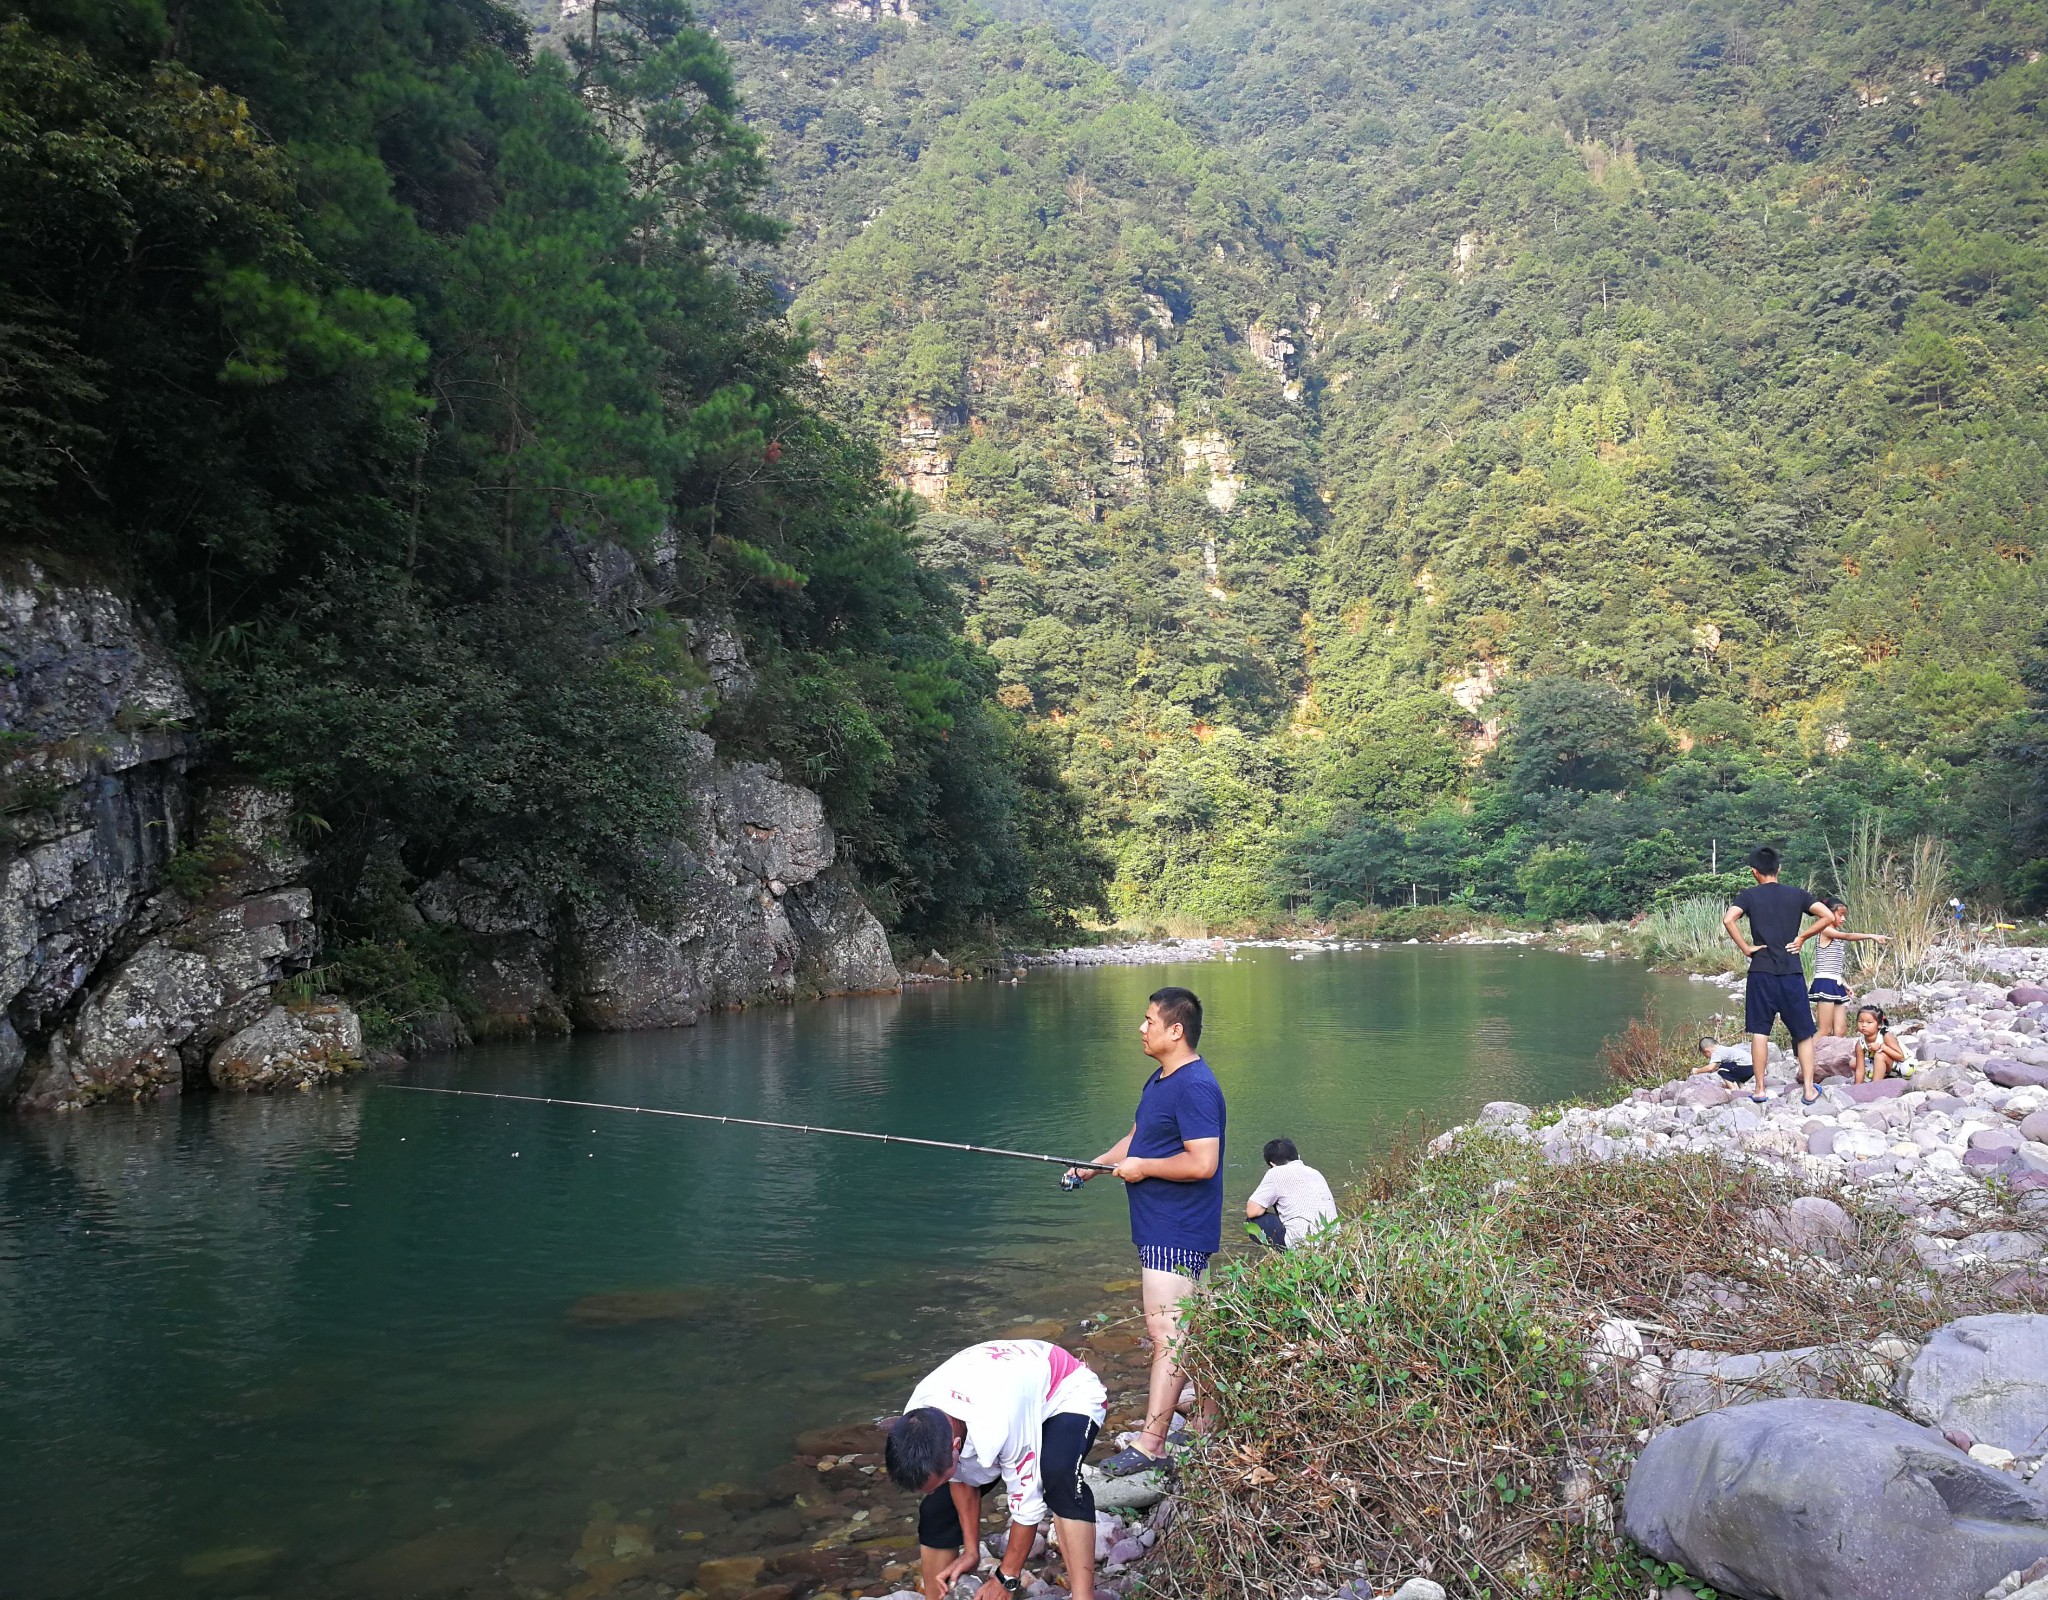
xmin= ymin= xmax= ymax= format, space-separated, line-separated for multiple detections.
xmin=1905 ymin=1317 xmax=2048 ymax=1457
xmin=1623 ymin=1398 xmax=2048 ymax=1600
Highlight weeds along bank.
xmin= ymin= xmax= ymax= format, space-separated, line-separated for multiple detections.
xmin=1144 ymin=945 xmax=2048 ymax=1600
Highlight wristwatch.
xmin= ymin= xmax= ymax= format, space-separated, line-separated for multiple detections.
xmin=995 ymin=1573 xmax=1023 ymax=1595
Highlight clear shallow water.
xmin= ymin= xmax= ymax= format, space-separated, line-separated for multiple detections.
xmin=0 ymin=947 xmax=1704 ymax=1599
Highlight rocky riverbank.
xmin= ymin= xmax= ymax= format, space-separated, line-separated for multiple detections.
xmin=1 ymin=561 xmax=900 ymax=1114
xmin=1354 ymin=943 xmax=2048 ymax=1600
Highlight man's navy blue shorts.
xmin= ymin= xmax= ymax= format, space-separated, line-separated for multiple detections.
xmin=1745 ymin=971 xmax=1816 ymax=1043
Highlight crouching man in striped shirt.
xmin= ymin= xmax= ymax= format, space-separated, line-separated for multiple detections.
xmin=886 ymin=1339 xmax=1107 ymax=1600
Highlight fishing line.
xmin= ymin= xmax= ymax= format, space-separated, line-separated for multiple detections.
xmin=381 ymin=1084 xmax=1116 ymax=1178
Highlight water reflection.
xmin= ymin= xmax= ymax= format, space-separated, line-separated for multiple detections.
xmin=0 ymin=947 xmax=1703 ymax=1598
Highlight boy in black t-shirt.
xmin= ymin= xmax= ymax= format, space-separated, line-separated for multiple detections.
xmin=1722 ymin=846 xmax=1838 ymax=1106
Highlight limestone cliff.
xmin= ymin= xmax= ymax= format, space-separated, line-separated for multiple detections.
xmin=0 ymin=562 xmax=899 ymax=1114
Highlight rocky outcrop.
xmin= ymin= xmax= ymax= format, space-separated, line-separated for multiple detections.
xmin=3 ymin=566 xmax=362 ymax=1110
xmin=786 ymin=870 xmax=899 ymax=997
xmin=1 ymin=561 xmax=198 ymax=1097
xmin=15 ymin=785 xmax=331 ymax=1109
xmin=209 ymin=1001 xmax=363 ymax=1092
xmin=566 ymin=734 xmax=896 ymax=1029
xmin=4 ymin=559 xmax=897 ymax=1108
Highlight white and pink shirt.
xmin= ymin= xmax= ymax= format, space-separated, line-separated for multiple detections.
xmin=903 ymin=1340 xmax=1107 ymax=1526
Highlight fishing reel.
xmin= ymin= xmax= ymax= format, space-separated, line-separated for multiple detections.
xmin=1059 ymin=1170 xmax=1088 ymax=1192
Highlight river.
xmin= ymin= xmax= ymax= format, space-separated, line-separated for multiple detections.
xmin=0 ymin=945 xmax=1709 ymax=1598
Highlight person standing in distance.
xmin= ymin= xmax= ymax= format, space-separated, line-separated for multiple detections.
xmin=1065 ymin=987 xmax=1224 ymax=1477
xmin=1722 ymin=846 xmax=1837 ymax=1106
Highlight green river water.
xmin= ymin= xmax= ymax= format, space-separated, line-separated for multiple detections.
xmin=0 ymin=946 xmax=1711 ymax=1599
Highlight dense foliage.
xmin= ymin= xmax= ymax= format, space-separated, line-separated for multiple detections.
xmin=665 ymin=0 xmax=2048 ymax=923
xmin=1 ymin=0 xmax=1104 ymax=943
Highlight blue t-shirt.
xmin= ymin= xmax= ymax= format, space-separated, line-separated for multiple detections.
xmin=1126 ymin=1057 xmax=1227 ymax=1254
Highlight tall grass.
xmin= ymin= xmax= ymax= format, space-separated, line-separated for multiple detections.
xmin=1634 ymin=895 xmax=1741 ymax=972
xmin=1830 ymin=817 xmax=1952 ymax=986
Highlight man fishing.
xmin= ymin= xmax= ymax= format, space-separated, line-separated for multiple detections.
xmin=1065 ymin=986 xmax=1224 ymax=1477
xmin=885 ymin=1339 xmax=1107 ymax=1600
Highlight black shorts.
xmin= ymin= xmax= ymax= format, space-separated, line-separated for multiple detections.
xmin=916 ymin=1412 xmax=1100 ymax=1547
xmin=1744 ymin=971 xmax=1816 ymax=1044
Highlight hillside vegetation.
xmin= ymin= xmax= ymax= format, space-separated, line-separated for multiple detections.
xmin=686 ymin=0 xmax=2048 ymax=924
xmin=2 ymin=0 xmax=1107 ymax=955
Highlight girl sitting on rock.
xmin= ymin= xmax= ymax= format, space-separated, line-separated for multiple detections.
xmin=1851 ymin=1004 xmax=1905 ymax=1084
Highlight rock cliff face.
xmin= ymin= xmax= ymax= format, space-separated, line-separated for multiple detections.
xmin=427 ymin=730 xmax=900 ymax=1037
xmin=0 ymin=561 xmax=899 ymax=1112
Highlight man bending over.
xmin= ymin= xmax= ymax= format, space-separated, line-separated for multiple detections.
xmin=886 ymin=1339 xmax=1106 ymax=1600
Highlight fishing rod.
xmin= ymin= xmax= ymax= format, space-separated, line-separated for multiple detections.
xmin=381 ymin=1084 xmax=1116 ymax=1183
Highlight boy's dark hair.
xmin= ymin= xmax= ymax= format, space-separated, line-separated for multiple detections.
xmin=1698 ymin=1036 xmax=1718 ymax=1054
xmin=1263 ymin=1137 xmax=1299 ymax=1166
xmin=1149 ymin=987 xmax=1203 ymax=1048
xmin=886 ymin=1407 xmax=954 ymax=1491
xmin=1747 ymin=846 xmax=1781 ymax=876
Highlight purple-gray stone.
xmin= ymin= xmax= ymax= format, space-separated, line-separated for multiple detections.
xmin=1622 ymin=1398 xmax=2048 ymax=1600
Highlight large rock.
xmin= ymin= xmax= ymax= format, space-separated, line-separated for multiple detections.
xmin=1992 ymin=1061 xmax=2048 ymax=1090
xmin=1623 ymin=1398 xmax=2048 ymax=1600
xmin=18 ymin=884 xmax=318 ymax=1111
xmin=1814 ymin=1035 xmax=1858 ymax=1078
xmin=569 ymin=737 xmax=892 ymax=1028
xmin=209 ymin=1003 xmax=364 ymax=1091
xmin=786 ymin=870 xmax=899 ymax=997
xmin=1755 ymin=1195 xmax=1859 ymax=1259
xmin=1904 ymin=1316 xmax=2048 ymax=1456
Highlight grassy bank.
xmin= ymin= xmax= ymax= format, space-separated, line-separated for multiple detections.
xmin=1156 ymin=1130 xmax=2031 ymax=1600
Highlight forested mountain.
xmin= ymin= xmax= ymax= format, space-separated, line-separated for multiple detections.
xmin=12 ymin=0 xmax=2047 ymax=949
xmin=660 ymin=0 xmax=2048 ymax=922
xmin=3 ymin=0 xmax=1106 ymax=974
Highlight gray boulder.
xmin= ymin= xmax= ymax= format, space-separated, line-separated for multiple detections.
xmin=786 ymin=870 xmax=900 ymax=997
xmin=1623 ymin=1398 xmax=2048 ymax=1600
xmin=209 ymin=1003 xmax=364 ymax=1092
xmin=1663 ymin=1346 xmax=1864 ymax=1422
xmin=1755 ymin=1195 xmax=1859 ymax=1259
xmin=1905 ymin=1317 xmax=2048 ymax=1456
xmin=1990 ymin=1060 xmax=2048 ymax=1091
xmin=1478 ymin=1100 xmax=1535 ymax=1126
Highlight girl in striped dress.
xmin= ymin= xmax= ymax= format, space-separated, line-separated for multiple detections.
xmin=1808 ymin=897 xmax=1890 ymax=1038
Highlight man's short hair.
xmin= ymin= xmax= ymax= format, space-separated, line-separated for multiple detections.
xmin=1149 ymin=987 xmax=1203 ymax=1049
xmin=1263 ymin=1137 xmax=1299 ymax=1166
xmin=1746 ymin=845 xmax=1781 ymax=876
xmin=885 ymin=1407 xmax=954 ymax=1491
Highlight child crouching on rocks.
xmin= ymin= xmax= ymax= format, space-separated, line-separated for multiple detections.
xmin=1693 ymin=1037 xmax=1759 ymax=1088
xmin=1852 ymin=1004 xmax=1905 ymax=1083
